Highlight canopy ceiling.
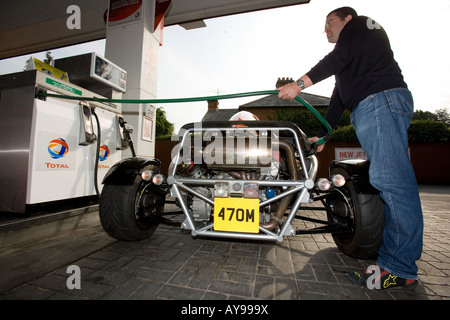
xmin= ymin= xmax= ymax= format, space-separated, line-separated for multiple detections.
xmin=0 ymin=0 xmax=309 ymax=59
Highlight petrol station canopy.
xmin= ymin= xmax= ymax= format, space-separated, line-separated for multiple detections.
xmin=0 ymin=0 xmax=309 ymax=59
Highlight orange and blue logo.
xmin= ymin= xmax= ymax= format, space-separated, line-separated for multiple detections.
xmin=48 ymin=138 xmax=69 ymax=159
xmin=99 ymin=145 xmax=110 ymax=162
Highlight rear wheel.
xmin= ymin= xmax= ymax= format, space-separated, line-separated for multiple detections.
xmin=329 ymin=167 xmax=385 ymax=259
xmin=99 ymin=175 xmax=163 ymax=241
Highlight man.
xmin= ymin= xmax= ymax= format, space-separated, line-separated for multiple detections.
xmin=278 ymin=7 xmax=423 ymax=290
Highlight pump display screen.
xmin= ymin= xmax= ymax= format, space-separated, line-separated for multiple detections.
xmin=92 ymin=55 xmax=127 ymax=92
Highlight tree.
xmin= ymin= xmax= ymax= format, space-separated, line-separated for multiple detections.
xmin=435 ymin=108 xmax=449 ymax=125
xmin=413 ymin=108 xmax=449 ymax=125
xmin=24 ymin=51 xmax=54 ymax=70
xmin=43 ymin=51 xmax=53 ymax=64
xmin=412 ymin=110 xmax=438 ymax=121
xmin=155 ymin=108 xmax=174 ymax=139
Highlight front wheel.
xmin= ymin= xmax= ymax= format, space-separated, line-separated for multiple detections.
xmin=329 ymin=167 xmax=385 ymax=259
xmin=99 ymin=175 xmax=163 ymax=241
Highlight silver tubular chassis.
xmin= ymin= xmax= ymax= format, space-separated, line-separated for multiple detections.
xmin=100 ymin=118 xmax=383 ymax=259
xmin=166 ymin=121 xmax=345 ymax=243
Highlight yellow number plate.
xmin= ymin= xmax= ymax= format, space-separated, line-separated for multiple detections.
xmin=214 ymin=198 xmax=259 ymax=233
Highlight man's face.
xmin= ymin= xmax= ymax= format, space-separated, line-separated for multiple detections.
xmin=324 ymin=13 xmax=352 ymax=43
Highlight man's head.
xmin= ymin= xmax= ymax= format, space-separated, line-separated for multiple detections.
xmin=324 ymin=7 xmax=358 ymax=43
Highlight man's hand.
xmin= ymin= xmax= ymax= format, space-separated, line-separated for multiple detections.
xmin=277 ymin=82 xmax=302 ymax=100
xmin=277 ymin=75 xmax=313 ymax=100
xmin=307 ymin=136 xmax=325 ymax=153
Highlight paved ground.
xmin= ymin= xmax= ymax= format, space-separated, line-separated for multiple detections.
xmin=0 ymin=185 xmax=449 ymax=302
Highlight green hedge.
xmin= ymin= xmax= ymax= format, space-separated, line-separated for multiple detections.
xmin=330 ymin=125 xmax=358 ymax=142
xmin=407 ymin=120 xmax=450 ymax=143
xmin=276 ymin=109 xmax=449 ymax=143
xmin=276 ymin=109 xmax=325 ymax=137
xmin=330 ymin=121 xmax=449 ymax=143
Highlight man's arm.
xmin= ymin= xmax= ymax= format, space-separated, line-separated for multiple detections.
xmin=277 ymin=42 xmax=350 ymax=101
xmin=308 ymin=87 xmax=345 ymax=152
xmin=317 ymin=86 xmax=345 ymax=137
xmin=277 ymin=75 xmax=313 ymax=100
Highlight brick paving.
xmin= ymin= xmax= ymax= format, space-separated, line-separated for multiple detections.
xmin=0 ymin=186 xmax=449 ymax=301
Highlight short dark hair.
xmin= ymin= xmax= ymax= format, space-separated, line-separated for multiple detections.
xmin=327 ymin=7 xmax=358 ymax=20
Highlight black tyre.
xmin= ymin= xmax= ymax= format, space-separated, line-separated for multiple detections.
xmin=330 ymin=167 xmax=385 ymax=259
xmin=99 ymin=175 xmax=161 ymax=241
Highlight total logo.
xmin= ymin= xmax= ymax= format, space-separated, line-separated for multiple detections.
xmin=46 ymin=138 xmax=70 ymax=169
xmin=44 ymin=139 xmax=112 ymax=170
xmin=48 ymin=138 xmax=69 ymax=159
xmin=99 ymin=145 xmax=110 ymax=161
xmin=98 ymin=144 xmax=111 ymax=169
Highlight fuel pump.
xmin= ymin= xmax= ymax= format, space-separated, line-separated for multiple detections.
xmin=0 ymin=53 xmax=127 ymax=213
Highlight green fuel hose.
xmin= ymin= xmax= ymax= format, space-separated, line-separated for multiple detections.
xmin=37 ymin=90 xmax=332 ymax=145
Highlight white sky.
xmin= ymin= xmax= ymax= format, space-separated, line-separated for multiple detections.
xmin=1 ymin=0 xmax=449 ymax=132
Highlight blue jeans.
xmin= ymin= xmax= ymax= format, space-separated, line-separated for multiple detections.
xmin=350 ymin=88 xmax=423 ymax=280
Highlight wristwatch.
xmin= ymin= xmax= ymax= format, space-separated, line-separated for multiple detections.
xmin=296 ymin=78 xmax=305 ymax=90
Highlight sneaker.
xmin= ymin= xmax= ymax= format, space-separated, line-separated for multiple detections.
xmin=348 ymin=266 xmax=419 ymax=290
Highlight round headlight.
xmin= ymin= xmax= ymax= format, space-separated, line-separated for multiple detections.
xmin=316 ymin=178 xmax=331 ymax=191
xmin=152 ymin=174 xmax=165 ymax=185
xmin=331 ymin=174 xmax=346 ymax=187
xmin=141 ymin=169 xmax=153 ymax=181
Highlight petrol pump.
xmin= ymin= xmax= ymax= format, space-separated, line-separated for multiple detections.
xmin=0 ymin=53 xmax=129 ymax=214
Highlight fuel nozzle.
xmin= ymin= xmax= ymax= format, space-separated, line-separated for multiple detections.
xmin=116 ymin=115 xmax=136 ymax=157
xmin=79 ymin=103 xmax=97 ymax=146
xmin=118 ymin=116 xmax=134 ymax=134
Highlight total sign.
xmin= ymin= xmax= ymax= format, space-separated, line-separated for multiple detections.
xmin=45 ymin=138 xmax=71 ymax=169
xmin=34 ymin=132 xmax=77 ymax=171
xmin=98 ymin=144 xmax=111 ymax=169
xmin=35 ymin=132 xmax=113 ymax=171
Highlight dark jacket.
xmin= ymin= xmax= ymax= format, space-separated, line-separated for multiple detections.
xmin=306 ymin=16 xmax=407 ymax=137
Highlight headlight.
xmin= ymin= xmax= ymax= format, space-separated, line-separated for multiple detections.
xmin=141 ymin=169 xmax=153 ymax=181
xmin=316 ymin=178 xmax=331 ymax=191
xmin=214 ymin=182 xmax=229 ymax=197
xmin=152 ymin=174 xmax=165 ymax=185
xmin=331 ymin=174 xmax=346 ymax=187
xmin=243 ymin=182 xmax=259 ymax=198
